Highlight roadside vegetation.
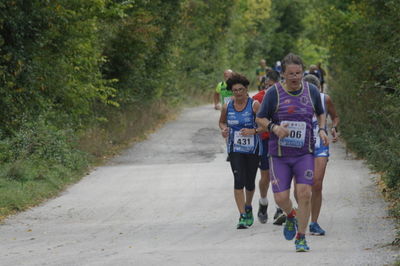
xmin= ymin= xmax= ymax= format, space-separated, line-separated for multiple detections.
xmin=302 ymin=0 xmax=400 ymax=246
xmin=0 ymin=0 xmax=305 ymax=219
xmin=0 ymin=1 xmax=398 ymax=248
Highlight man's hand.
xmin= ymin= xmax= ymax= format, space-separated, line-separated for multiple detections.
xmin=272 ymin=123 xmax=289 ymax=139
xmin=331 ymin=128 xmax=339 ymax=142
xmin=319 ymin=130 xmax=329 ymax=146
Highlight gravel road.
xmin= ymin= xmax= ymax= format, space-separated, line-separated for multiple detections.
xmin=0 ymin=104 xmax=398 ymax=266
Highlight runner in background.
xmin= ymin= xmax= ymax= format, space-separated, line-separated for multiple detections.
xmin=303 ymin=74 xmax=339 ymax=236
xmin=255 ymin=59 xmax=272 ymax=90
xmin=316 ymin=62 xmax=326 ymax=92
xmin=219 ymin=72 xmax=265 ymax=229
xmin=252 ymin=70 xmax=286 ymax=225
xmin=304 ymin=65 xmax=321 ymax=82
xmin=273 ymin=61 xmax=282 ymax=75
xmin=214 ymin=69 xmax=233 ymax=110
xmin=256 ymin=53 xmax=328 ymax=252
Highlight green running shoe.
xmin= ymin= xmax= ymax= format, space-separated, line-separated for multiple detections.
xmin=237 ymin=214 xmax=248 ymax=229
xmin=245 ymin=208 xmax=254 ymax=227
xmin=295 ymin=237 xmax=310 ymax=252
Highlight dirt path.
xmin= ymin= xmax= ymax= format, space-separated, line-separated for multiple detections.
xmin=0 ymin=104 xmax=398 ymax=265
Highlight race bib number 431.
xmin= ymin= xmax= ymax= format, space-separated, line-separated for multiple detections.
xmin=233 ymin=131 xmax=254 ymax=151
xmin=280 ymin=121 xmax=306 ymax=148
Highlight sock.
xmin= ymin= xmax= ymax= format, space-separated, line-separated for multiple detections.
xmin=240 ymin=213 xmax=247 ymax=218
xmin=259 ymin=197 xmax=268 ymax=206
xmin=296 ymin=233 xmax=305 ymax=240
xmin=245 ymin=205 xmax=252 ymax=212
xmin=287 ymin=209 xmax=296 ymax=218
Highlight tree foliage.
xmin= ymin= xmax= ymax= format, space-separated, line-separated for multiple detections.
xmin=0 ymin=0 xmax=310 ymax=215
xmin=308 ymin=0 xmax=400 ymax=189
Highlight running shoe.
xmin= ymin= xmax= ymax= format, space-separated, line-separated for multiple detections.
xmin=295 ymin=237 xmax=310 ymax=252
xmin=245 ymin=208 xmax=254 ymax=227
xmin=237 ymin=214 xmax=248 ymax=229
xmin=257 ymin=202 xmax=268 ymax=224
xmin=309 ymin=222 xmax=326 ymax=236
xmin=283 ymin=217 xmax=297 ymax=240
xmin=273 ymin=208 xmax=287 ymax=225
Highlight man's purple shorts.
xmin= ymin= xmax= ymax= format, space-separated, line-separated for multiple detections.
xmin=269 ymin=154 xmax=314 ymax=193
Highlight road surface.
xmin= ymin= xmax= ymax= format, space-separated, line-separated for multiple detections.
xmin=0 ymin=104 xmax=398 ymax=265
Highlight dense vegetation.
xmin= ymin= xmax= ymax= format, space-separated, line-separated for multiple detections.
xmin=0 ymin=0 xmax=306 ymax=217
xmin=306 ymin=0 xmax=400 ymax=226
xmin=0 ymin=0 xmax=398 ymax=243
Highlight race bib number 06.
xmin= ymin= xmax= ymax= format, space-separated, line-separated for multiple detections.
xmin=280 ymin=121 xmax=306 ymax=148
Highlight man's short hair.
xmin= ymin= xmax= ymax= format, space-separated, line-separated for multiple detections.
xmin=266 ymin=70 xmax=280 ymax=82
xmin=303 ymin=74 xmax=321 ymax=88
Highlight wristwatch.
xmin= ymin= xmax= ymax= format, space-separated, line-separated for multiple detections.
xmin=318 ymin=128 xmax=327 ymax=134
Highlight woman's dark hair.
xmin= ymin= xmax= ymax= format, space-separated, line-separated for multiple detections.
xmin=226 ymin=72 xmax=250 ymax=91
xmin=266 ymin=70 xmax=280 ymax=82
xmin=281 ymin=53 xmax=304 ymax=73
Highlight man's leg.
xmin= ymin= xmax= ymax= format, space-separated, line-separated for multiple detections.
xmin=275 ymin=188 xmax=297 ymax=241
xmin=309 ymin=156 xmax=328 ymax=235
xmin=259 ymin=169 xmax=270 ymax=199
xmin=274 ymin=189 xmax=292 ymax=214
xmin=269 ymin=156 xmax=292 ymax=213
xmin=269 ymin=157 xmax=292 ymax=213
xmin=295 ymin=183 xmax=312 ymax=234
xmin=258 ymin=139 xmax=270 ymax=223
xmin=257 ymin=169 xmax=270 ymax=223
xmin=293 ymin=154 xmax=314 ymax=233
xmin=292 ymin=154 xmax=314 ymax=252
xmin=269 ymin=156 xmax=296 ymax=238
xmin=259 ymin=139 xmax=270 ymax=202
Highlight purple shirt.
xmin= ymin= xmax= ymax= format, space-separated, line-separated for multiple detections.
xmin=262 ymin=81 xmax=318 ymax=157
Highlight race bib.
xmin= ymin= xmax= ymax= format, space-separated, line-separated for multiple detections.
xmin=280 ymin=121 xmax=306 ymax=148
xmin=233 ymin=131 xmax=255 ymax=152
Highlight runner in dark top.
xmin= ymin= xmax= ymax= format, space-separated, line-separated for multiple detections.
xmin=252 ymin=71 xmax=286 ymax=225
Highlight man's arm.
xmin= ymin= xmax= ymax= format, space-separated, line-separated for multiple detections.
xmin=309 ymin=85 xmax=329 ymax=146
xmin=255 ymin=86 xmax=289 ymax=138
xmin=326 ymin=94 xmax=340 ymax=142
xmin=317 ymin=114 xmax=329 ymax=146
